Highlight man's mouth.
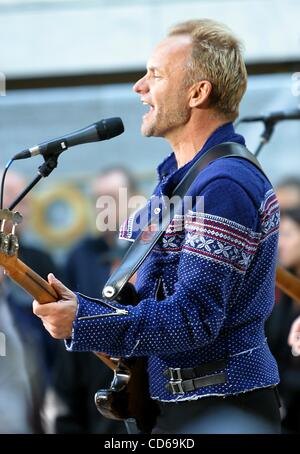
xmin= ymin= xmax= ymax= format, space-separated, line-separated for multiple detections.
xmin=142 ymin=101 xmax=155 ymax=118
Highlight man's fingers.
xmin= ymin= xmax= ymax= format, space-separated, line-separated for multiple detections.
xmin=33 ymin=299 xmax=44 ymax=317
xmin=288 ymin=318 xmax=300 ymax=346
xmin=288 ymin=330 xmax=294 ymax=346
xmin=291 ymin=340 xmax=300 ymax=357
xmin=287 ymin=317 xmax=300 ymax=356
xmin=48 ymin=273 xmax=74 ymax=300
xmin=33 ymin=299 xmax=57 ymax=317
xmin=32 ymin=282 xmax=77 ymax=340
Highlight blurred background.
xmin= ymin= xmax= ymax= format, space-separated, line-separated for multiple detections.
xmin=0 ymin=0 xmax=300 ymax=258
xmin=0 ymin=0 xmax=300 ymax=435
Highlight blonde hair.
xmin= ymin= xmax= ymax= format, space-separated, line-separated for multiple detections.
xmin=168 ymin=19 xmax=247 ymax=121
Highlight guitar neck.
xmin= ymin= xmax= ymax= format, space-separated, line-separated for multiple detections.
xmin=6 ymin=257 xmax=58 ymax=304
xmin=276 ymin=265 xmax=300 ymax=305
xmin=4 ymin=257 xmax=117 ymax=372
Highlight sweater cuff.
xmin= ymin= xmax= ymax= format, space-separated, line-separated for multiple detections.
xmin=64 ymin=292 xmax=128 ymax=352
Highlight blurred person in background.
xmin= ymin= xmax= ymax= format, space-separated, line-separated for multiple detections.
xmin=64 ymin=167 xmax=137 ymax=297
xmin=276 ymin=177 xmax=300 ymax=210
xmin=1 ymin=169 xmax=61 ymax=432
xmin=0 ymin=267 xmax=33 ymax=433
xmin=288 ymin=316 xmax=300 ymax=357
xmin=45 ymin=167 xmax=137 ymax=434
xmin=275 ymin=177 xmax=300 ymax=376
xmin=266 ymin=206 xmax=300 ymax=433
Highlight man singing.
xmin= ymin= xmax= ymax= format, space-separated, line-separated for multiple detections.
xmin=33 ymin=19 xmax=281 ymax=433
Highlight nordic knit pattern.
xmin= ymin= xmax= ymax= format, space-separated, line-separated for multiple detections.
xmin=66 ymin=123 xmax=280 ymax=402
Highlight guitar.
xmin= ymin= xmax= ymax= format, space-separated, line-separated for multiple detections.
xmin=275 ymin=266 xmax=300 ymax=306
xmin=2 ymin=208 xmax=300 ymax=432
xmin=0 ymin=208 xmax=158 ymax=434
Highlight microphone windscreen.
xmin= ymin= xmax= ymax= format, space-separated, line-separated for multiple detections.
xmin=96 ymin=117 xmax=124 ymax=140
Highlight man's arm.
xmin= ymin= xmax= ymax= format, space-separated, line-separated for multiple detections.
xmin=33 ymin=177 xmax=262 ymax=357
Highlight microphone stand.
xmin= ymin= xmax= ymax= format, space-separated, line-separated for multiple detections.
xmin=9 ymin=145 xmax=63 ymax=211
xmin=254 ymin=119 xmax=276 ymax=157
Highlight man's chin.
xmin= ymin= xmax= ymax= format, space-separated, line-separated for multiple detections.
xmin=141 ymin=124 xmax=154 ymax=137
xmin=141 ymin=121 xmax=161 ymax=137
xmin=141 ymin=129 xmax=153 ymax=137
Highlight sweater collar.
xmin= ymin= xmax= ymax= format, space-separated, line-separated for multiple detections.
xmin=157 ymin=122 xmax=245 ymax=184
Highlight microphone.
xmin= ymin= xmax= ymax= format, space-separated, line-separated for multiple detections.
xmin=13 ymin=117 xmax=124 ymax=160
xmin=240 ymin=109 xmax=300 ymax=123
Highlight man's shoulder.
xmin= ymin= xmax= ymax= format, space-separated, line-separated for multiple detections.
xmin=195 ymin=155 xmax=272 ymax=200
xmin=186 ymin=155 xmax=277 ymax=231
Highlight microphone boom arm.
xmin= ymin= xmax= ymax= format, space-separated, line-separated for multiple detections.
xmin=9 ymin=150 xmax=60 ymax=211
xmin=254 ymin=118 xmax=276 ymax=157
xmin=238 ymin=109 xmax=300 ymax=157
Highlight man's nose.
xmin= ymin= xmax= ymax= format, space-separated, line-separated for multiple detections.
xmin=133 ymin=75 xmax=148 ymax=94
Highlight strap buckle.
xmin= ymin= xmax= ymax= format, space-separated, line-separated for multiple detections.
xmin=169 ymin=367 xmax=182 ymax=381
xmin=169 ymin=380 xmax=185 ymax=395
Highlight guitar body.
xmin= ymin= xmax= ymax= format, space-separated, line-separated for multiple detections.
xmin=94 ymin=282 xmax=160 ymax=433
xmin=95 ymin=356 xmax=159 ymax=433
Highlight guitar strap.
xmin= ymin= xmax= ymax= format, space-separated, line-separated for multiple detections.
xmin=102 ymin=141 xmax=269 ymax=300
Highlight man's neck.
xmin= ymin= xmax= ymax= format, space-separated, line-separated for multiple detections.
xmin=166 ymin=116 xmax=228 ymax=169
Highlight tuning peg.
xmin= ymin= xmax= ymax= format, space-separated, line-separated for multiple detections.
xmin=12 ymin=212 xmax=23 ymax=225
xmin=0 ymin=209 xmax=13 ymax=223
xmin=0 ymin=209 xmax=23 ymax=234
xmin=0 ymin=209 xmax=10 ymax=233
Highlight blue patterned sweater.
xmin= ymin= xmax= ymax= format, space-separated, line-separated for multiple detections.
xmin=66 ymin=123 xmax=280 ymax=402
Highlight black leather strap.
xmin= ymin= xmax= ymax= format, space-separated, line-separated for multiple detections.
xmin=164 ymin=358 xmax=227 ymax=395
xmin=165 ymin=372 xmax=227 ymax=395
xmin=103 ymin=142 xmax=268 ymax=300
xmin=164 ymin=358 xmax=227 ymax=381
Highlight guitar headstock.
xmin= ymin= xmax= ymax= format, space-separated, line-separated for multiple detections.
xmin=0 ymin=209 xmax=23 ymax=270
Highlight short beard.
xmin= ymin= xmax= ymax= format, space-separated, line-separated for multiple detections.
xmin=142 ymin=105 xmax=190 ymax=137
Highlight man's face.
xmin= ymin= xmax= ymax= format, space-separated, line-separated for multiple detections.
xmin=133 ymin=35 xmax=192 ymax=138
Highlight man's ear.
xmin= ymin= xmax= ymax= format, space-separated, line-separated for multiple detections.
xmin=189 ymin=80 xmax=212 ymax=108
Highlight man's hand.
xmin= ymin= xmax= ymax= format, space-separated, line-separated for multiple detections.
xmin=288 ymin=315 xmax=300 ymax=356
xmin=33 ymin=273 xmax=78 ymax=339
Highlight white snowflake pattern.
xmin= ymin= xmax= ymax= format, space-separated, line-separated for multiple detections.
xmin=238 ymin=251 xmax=251 ymax=267
xmin=261 ymin=211 xmax=280 ymax=235
xmin=214 ymin=241 xmax=232 ymax=258
xmin=185 ymin=232 xmax=200 ymax=248
xmin=230 ymin=246 xmax=240 ymax=261
xmin=162 ymin=236 xmax=178 ymax=248
xmin=197 ymin=236 xmax=214 ymax=252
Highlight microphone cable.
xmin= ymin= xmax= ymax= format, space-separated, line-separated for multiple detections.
xmin=0 ymin=158 xmax=14 ymax=210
